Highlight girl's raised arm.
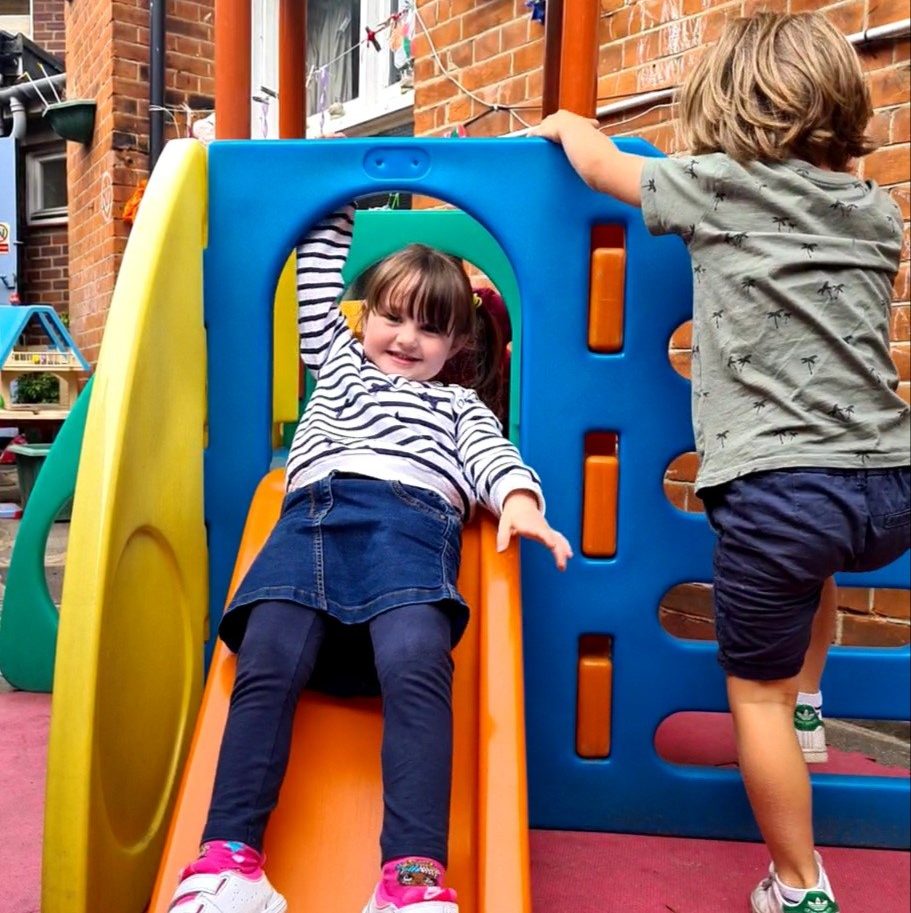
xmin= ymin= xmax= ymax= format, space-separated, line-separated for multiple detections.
xmin=295 ymin=205 xmax=356 ymax=376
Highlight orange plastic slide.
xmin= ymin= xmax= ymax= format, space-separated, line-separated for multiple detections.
xmin=148 ymin=469 xmax=532 ymax=913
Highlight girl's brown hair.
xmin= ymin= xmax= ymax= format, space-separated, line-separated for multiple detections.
xmin=678 ymin=12 xmax=875 ymax=170
xmin=362 ymin=245 xmax=508 ymax=419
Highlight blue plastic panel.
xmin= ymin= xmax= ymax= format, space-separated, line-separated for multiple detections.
xmin=203 ymin=138 xmax=909 ymax=848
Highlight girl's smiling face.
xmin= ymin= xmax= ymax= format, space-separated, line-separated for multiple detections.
xmin=360 ymin=243 xmax=473 ymax=382
xmin=362 ymin=291 xmax=463 ymax=382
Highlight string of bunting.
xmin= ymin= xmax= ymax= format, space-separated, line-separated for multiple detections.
xmin=306 ymin=3 xmax=415 ymax=132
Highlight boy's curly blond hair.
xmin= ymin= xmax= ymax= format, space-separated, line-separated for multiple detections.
xmin=678 ymin=12 xmax=876 ymax=170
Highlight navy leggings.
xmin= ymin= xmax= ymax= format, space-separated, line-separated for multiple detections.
xmin=203 ymin=599 xmax=455 ymax=864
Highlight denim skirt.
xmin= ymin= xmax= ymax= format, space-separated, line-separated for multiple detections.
xmin=218 ymin=473 xmax=469 ymax=695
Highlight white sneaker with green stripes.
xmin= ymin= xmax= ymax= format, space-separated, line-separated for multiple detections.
xmin=794 ymin=702 xmax=828 ymax=763
xmin=750 ymin=854 xmax=840 ymax=913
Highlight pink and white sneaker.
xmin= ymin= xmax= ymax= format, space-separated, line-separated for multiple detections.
xmin=168 ymin=870 xmax=287 ymax=913
xmin=362 ymin=882 xmax=459 ymax=913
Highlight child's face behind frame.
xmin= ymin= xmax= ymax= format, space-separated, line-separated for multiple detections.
xmin=361 ymin=277 xmax=465 ymax=383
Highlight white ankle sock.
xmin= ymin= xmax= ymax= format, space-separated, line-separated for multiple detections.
xmin=797 ymin=690 xmax=822 ymax=711
xmin=775 ymin=859 xmax=827 ymax=902
xmin=776 ymin=876 xmax=810 ymax=903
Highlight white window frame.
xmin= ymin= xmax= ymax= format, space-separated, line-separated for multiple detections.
xmin=251 ymin=0 xmax=280 ymax=138
xmin=305 ymin=0 xmax=413 ymax=137
xmin=26 ymin=147 xmax=68 ymax=226
xmin=0 ymin=0 xmax=32 ymax=39
xmin=251 ymin=0 xmax=414 ymax=140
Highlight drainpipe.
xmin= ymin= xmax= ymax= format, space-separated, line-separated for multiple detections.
xmin=8 ymin=97 xmax=26 ymax=139
xmin=0 ymin=74 xmax=67 ymax=116
xmin=149 ymin=0 xmax=166 ymax=169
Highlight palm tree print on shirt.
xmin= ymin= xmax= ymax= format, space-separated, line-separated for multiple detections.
xmin=827 ymin=403 xmax=856 ymax=421
xmin=713 ymin=190 xmax=726 ymax=210
xmin=724 ymin=231 xmax=748 ymax=248
xmin=693 ymin=264 xmax=707 ymax=283
xmin=716 ymin=430 xmax=730 ymax=448
xmin=773 ymin=216 xmax=797 ymax=232
xmin=817 ymin=281 xmax=846 ymax=303
xmin=752 ymin=398 xmax=769 ymax=413
xmin=711 ymin=310 xmax=724 ymax=327
xmin=829 ymin=200 xmax=857 ymax=218
xmin=766 ymin=309 xmax=791 ymax=328
xmin=801 ymin=243 xmax=818 ymax=258
xmin=741 ymin=277 xmax=758 ymax=294
xmin=727 ymin=354 xmax=752 ymax=372
xmin=801 ymin=354 xmax=819 ymax=374
xmin=685 ymin=160 xmax=699 ymax=179
xmin=770 ymin=428 xmax=799 ymax=444
xmin=643 ymin=178 xmax=657 ymax=193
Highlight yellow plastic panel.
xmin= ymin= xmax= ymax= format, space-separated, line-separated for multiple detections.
xmin=582 ymin=454 xmax=619 ymax=557
xmin=272 ymin=253 xmax=299 ymax=432
xmin=588 ymin=247 xmax=625 ymax=351
xmin=576 ymin=635 xmax=613 ymax=759
xmin=149 ymin=471 xmax=531 ymax=913
xmin=42 ymin=139 xmax=208 ymax=913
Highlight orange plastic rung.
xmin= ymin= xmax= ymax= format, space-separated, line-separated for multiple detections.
xmin=588 ymin=247 xmax=625 ymax=351
xmin=576 ymin=636 xmax=613 ymax=759
xmin=582 ymin=454 xmax=618 ymax=557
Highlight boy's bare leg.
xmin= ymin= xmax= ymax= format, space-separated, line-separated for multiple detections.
xmin=727 ymin=674 xmax=819 ymax=889
xmin=797 ymin=576 xmax=837 ymax=693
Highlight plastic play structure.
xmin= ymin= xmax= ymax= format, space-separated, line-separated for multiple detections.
xmin=23 ymin=1 xmax=910 ymax=909
xmin=0 ymin=377 xmax=90 ymax=691
xmin=38 ymin=133 xmax=910 ymax=913
xmin=0 ymin=304 xmax=88 ymax=417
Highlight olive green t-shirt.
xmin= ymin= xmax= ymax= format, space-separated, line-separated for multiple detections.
xmin=641 ymin=152 xmax=908 ymax=492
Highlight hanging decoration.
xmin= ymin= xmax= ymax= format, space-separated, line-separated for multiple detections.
xmin=389 ymin=4 xmax=416 ymax=80
xmin=307 ymin=4 xmax=416 ymax=129
xmin=526 ymin=0 xmax=546 ymax=24
xmin=122 ymin=180 xmax=148 ymax=227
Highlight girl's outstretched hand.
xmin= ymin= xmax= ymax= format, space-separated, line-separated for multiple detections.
xmin=497 ymin=491 xmax=573 ymax=570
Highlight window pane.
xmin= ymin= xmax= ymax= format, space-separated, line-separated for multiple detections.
xmin=0 ymin=0 xmax=30 ymax=14
xmin=307 ymin=0 xmax=359 ymax=113
xmin=388 ymin=0 xmax=403 ymax=85
xmin=41 ymin=157 xmax=67 ymax=211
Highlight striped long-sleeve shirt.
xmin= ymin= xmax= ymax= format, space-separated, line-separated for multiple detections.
xmin=286 ymin=206 xmax=544 ymax=520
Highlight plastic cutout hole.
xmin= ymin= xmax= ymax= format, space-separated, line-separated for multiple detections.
xmin=663 ymin=451 xmax=703 ymax=514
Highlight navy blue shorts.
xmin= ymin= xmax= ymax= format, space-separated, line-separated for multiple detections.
xmin=701 ymin=467 xmax=910 ymax=681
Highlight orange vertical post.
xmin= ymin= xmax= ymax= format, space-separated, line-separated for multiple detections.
xmin=215 ymin=0 xmax=252 ymax=138
xmin=279 ymin=0 xmax=307 ymax=138
xmin=542 ymin=0 xmax=599 ymax=117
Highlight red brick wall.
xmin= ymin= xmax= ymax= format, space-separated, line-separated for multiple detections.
xmin=32 ymin=0 xmax=66 ymax=61
xmin=21 ymin=225 xmax=69 ymax=313
xmin=66 ymin=0 xmax=214 ymax=363
xmin=414 ymin=0 xmax=545 ymax=137
xmin=415 ymin=0 xmax=910 ymax=646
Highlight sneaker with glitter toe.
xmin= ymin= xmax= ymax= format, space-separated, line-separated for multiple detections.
xmin=362 ymin=882 xmax=459 ymax=913
xmin=750 ymin=854 xmax=839 ymax=913
xmin=167 ymin=870 xmax=287 ymax=913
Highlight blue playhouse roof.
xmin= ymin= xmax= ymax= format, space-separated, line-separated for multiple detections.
xmin=0 ymin=305 xmax=90 ymax=370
